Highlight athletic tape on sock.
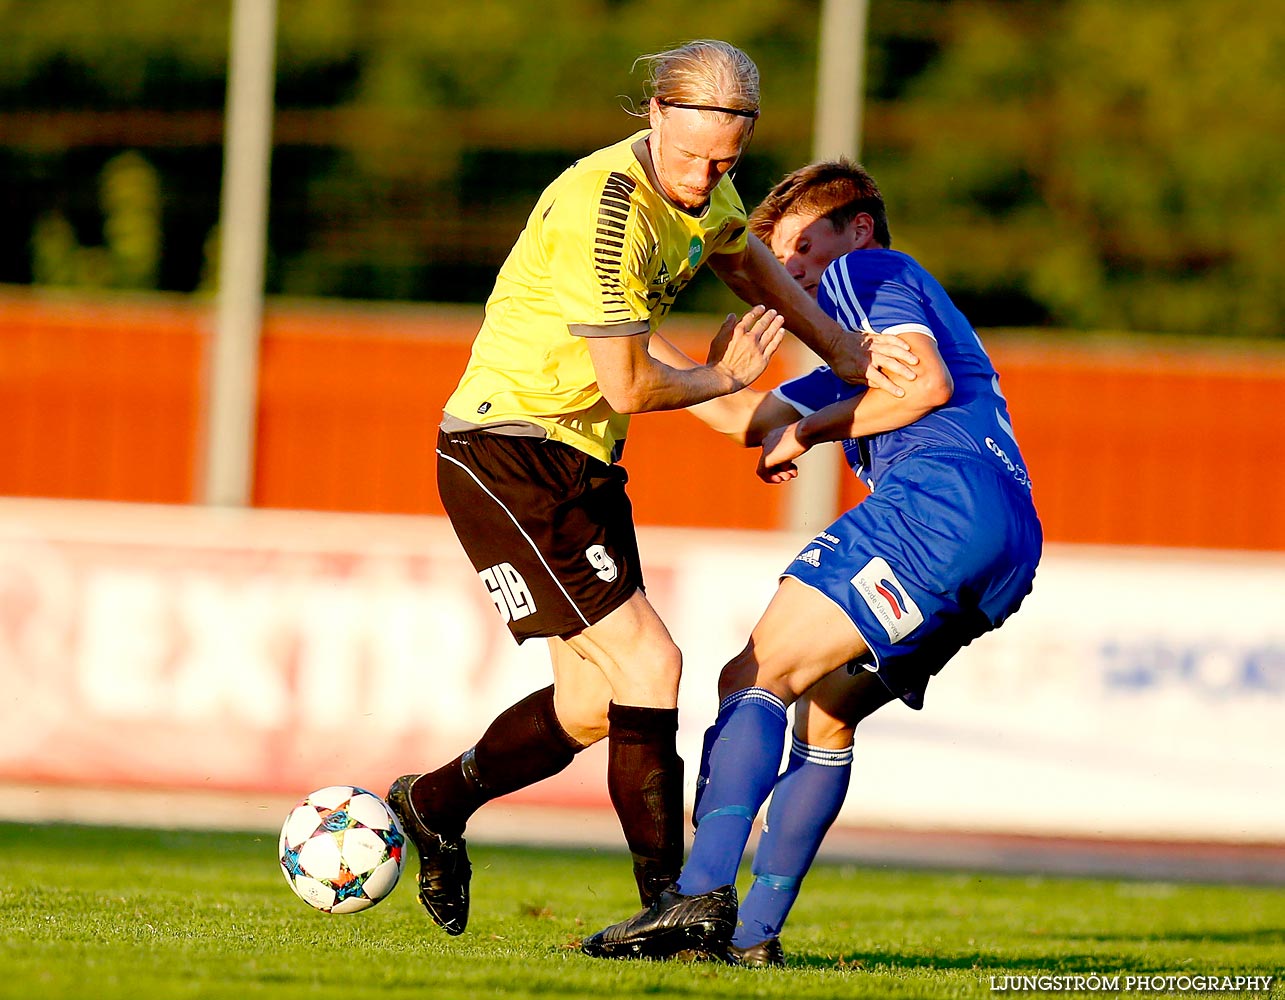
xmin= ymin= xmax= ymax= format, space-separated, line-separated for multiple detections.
xmin=753 ymin=872 xmax=800 ymax=892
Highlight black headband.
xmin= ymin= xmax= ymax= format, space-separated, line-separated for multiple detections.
xmin=655 ymin=97 xmax=760 ymax=120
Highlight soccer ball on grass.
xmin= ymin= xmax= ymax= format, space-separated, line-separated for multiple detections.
xmin=278 ymin=785 xmax=405 ymax=913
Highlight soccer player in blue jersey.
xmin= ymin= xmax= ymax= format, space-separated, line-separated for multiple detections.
xmin=582 ymin=160 xmax=1043 ymax=965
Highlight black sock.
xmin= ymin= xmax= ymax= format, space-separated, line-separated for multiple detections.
xmin=410 ymin=685 xmax=585 ymax=836
xmin=606 ymin=702 xmax=684 ymax=905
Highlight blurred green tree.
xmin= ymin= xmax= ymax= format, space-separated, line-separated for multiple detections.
xmin=1 ymin=0 xmax=1281 ymax=336
xmin=30 ymin=150 xmax=160 ymax=289
xmin=879 ymin=0 xmax=1285 ymax=335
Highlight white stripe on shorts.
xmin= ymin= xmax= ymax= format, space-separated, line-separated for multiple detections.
xmin=437 ymin=448 xmax=592 ymax=630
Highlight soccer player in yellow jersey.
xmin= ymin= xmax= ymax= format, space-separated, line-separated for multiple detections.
xmin=387 ymin=40 xmax=920 ymax=940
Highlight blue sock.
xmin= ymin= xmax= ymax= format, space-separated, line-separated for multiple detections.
xmin=733 ymin=734 xmax=853 ymax=947
xmin=690 ymin=711 xmax=722 ymax=822
xmin=676 ymin=688 xmax=787 ymax=896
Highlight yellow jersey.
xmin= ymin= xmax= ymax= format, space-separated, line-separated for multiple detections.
xmin=442 ymin=130 xmax=749 ymax=464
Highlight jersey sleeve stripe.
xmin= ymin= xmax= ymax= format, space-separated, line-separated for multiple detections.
xmin=834 ymin=258 xmax=877 ymax=334
xmin=593 ymin=172 xmax=638 ymax=315
xmin=820 ymin=266 xmax=862 ymax=332
xmin=569 ymin=320 xmax=651 ymax=338
xmin=880 ymin=322 xmax=936 ymax=341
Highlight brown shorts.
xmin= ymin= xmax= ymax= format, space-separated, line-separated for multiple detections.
xmin=435 ymin=427 xmax=643 ymax=642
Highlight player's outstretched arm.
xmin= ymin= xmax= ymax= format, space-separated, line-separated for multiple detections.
xmin=587 ymin=306 xmax=785 ymax=414
xmin=705 ymin=391 xmax=804 ymax=447
xmin=708 ymin=235 xmax=920 ymax=396
xmin=650 ymin=329 xmax=804 ymax=446
xmin=757 ymin=331 xmax=952 ymax=483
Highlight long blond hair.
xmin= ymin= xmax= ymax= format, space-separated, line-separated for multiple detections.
xmin=633 ymin=40 xmax=760 ymax=119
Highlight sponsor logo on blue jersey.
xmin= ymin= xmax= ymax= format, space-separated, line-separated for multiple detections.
xmin=874 ymin=577 xmax=909 ymax=619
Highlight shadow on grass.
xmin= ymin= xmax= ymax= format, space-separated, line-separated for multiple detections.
xmin=784 ymin=950 xmax=1159 ymax=974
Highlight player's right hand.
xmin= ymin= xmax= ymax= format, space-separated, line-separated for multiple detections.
xmin=830 ymin=331 xmax=919 ymax=397
xmin=757 ymin=421 xmax=806 ymax=484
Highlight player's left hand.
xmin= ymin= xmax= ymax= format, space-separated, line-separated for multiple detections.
xmin=757 ymin=421 xmax=808 ymax=484
xmin=707 ymin=305 xmax=787 ymax=393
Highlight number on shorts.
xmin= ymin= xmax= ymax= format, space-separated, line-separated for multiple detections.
xmin=585 ymin=544 xmax=618 ymax=583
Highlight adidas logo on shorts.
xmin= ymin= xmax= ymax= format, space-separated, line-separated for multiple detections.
xmin=796 ymin=548 xmax=822 ymax=568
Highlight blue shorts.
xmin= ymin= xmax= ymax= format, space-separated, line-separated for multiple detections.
xmin=782 ymin=450 xmax=1042 ymax=710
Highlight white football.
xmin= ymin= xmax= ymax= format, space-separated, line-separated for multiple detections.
xmin=278 ymin=785 xmax=405 ymax=913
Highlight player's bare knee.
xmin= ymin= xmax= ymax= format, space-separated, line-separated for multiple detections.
xmin=715 ymin=646 xmax=753 ymax=698
xmin=715 ymin=644 xmax=798 ymax=701
xmin=797 ymin=712 xmax=855 ymax=748
xmin=639 ymin=638 xmax=683 ymax=694
xmin=606 ymin=635 xmax=681 ymax=707
xmin=553 ymin=691 xmax=611 ymax=745
xmin=566 ymin=713 xmax=611 ymax=745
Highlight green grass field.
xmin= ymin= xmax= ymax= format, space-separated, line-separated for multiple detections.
xmin=0 ymin=822 xmax=1280 ymax=1000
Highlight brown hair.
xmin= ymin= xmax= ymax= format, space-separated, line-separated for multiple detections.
xmin=634 ymin=40 xmax=760 ymax=119
xmin=749 ymin=159 xmax=892 ymax=248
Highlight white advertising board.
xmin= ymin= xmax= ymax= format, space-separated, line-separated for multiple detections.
xmin=0 ymin=499 xmax=1280 ymax=842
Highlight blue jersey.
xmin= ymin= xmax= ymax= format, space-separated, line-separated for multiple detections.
xmin=773 ymin=249 xmax=1031 ymax=494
